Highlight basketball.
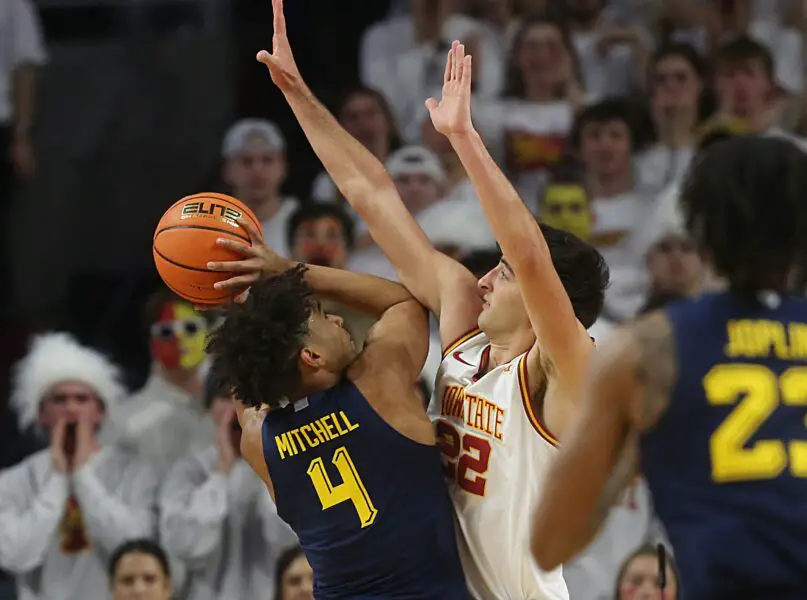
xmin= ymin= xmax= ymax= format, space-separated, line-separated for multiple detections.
xmin=153 ymin=192 xmax=263 ymax=305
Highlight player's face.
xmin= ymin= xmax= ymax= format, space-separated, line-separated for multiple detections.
xmin=280 ymin=554 xmax=314 ymax=600
xmin=617 ymin=553 xmax=677 ymax=600
xmin=477 ymin=259 xmax=532 ymax=336
xmin=646 ymin=235 xmax=702 ymax=294
xmin=291 ymin=217 xmax=349 ymax=269
xmin=340 ymin=93 xmax=390 ymax=153
xmin=303 ymin=302 xmax=357 ymax=374
xmin=38 ymin=381 xmax=105 ymax=431
xmin=651 ymin=55 xmax=702 ymax=113
xmin=224 ymin=135 xmax=287 ymax=203
xmin=111 ymin=551 xmax=172 ymax=600
xmin=715 ymin=59 xmax=772 ymax=119
xmin=579 ymin=120 xmax=632 ymax=178
xmin=394 ymin=173 xmax=442 ymax=214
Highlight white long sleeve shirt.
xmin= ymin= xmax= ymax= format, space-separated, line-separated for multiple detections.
xmin=159 ymin=446 xmax=297 ymax=600
xmin=0 ymin=447 xmax=158 ymax=600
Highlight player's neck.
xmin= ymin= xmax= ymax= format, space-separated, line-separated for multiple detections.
xmin=486 ymin=330 xmax=534 ymax=372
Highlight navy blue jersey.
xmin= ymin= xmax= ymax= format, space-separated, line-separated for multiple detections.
xmin=262 ymin=377 xmax=469 ymax=600
xmin=641 ymin=291 xmax=807 ymax=600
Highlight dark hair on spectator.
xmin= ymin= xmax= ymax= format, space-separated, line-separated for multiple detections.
xmin=207 ymin=265 xmax=315 ymax=408
xmin=614 ymin=544 xmax=679 ymax=600
xmin=652 ymin=42 xmax=707 ymax=81
xmin=697 ymin=127 xmax=735 ymax=152
xmin=713 ymin=35 xmax=774 ymax=79
xmin=273 ymin=545 xmax=306 ymax=600
xmin=538 ymin=223 xmax=609 ymax=328
xmin=108 ymin=539 xmax=171 ymax=580
xmin=336 ymin=85 xmax=402 ymax=153
xmin=286 ymin=203 xmax=356 ymax=253
xmin=681 ymin=135 xmax=807 ymax=293
xmin=461 ymin=249 xmax=502 ymax=279
xmin=502 ymin=16 xmax=580 ymax=100
xmin=570 ymin=98 xmax=638 ymax=150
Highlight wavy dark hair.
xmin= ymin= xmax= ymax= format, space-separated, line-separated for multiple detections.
xmin=206 ymin=264 xmax=315 ymax=408
xmin=108 ymin=539 xmax=171 ymax=580
xmin=681 ymin=135 xmax=807 ymax=293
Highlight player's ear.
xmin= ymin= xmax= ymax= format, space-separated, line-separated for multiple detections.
xmin=300 ymin=347 xmax=322 ymax=369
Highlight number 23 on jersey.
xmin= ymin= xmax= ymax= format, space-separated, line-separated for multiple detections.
xmin=705 ymin=364 xmax=807 ymax=483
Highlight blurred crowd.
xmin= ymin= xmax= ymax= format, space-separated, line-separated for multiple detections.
xmin=1 ymin=0 xmax=806 ymax=599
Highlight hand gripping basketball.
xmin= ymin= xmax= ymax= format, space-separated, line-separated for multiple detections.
xmin=207 ymin=218 xmax=295 ymax=302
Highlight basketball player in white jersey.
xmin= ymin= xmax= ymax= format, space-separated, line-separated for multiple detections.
xmin=245 ymin=5 xmax=609 ymax=597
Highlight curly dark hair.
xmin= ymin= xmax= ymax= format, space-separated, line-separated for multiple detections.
xmin=206 ymin=264 xmax=315 ymax=408
xmin=681 ymin=135 xmax=807 ymax=293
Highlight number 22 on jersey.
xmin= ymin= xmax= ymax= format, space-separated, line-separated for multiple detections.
xmin=705 ymin=364 xmax=807 ymax=483
xmin=437 ymin=420 xmax=492 ymax=496
xmin=307 ymin=447 xmax=379 ymax=528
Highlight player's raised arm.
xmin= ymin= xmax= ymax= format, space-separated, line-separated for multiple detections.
xmin=427 ymin=43 xmax=593 ymax=391
xmin=209 ymin=219 xmax=414 ymax=319
xmin=255 ymin=0 xmax=481 ymax=347
xmin=530 ymin=312 xmax=675 ymax=569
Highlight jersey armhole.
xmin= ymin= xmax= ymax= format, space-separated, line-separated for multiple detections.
xmin=518 ymin=350 xmax=560 ymax=448
xmin=442 ymin=327 xmax=483 ymax=359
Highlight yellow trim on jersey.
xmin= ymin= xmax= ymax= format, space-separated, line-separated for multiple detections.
xmin=517 ymin=352 xmax=560 ymax=448
xmin=442 ymin=328 xmax=483 ymax=359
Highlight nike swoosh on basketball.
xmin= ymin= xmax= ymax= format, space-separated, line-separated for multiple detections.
xmin=452 ymin=351 xmax=474 ymax=367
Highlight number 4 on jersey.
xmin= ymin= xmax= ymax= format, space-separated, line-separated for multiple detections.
xmin=307 ymin=446 xmax=379 ymax=528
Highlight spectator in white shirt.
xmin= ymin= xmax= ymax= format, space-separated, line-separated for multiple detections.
xmin=640 ymin=231 xmax=703 ymax=314
xmin=311 ymin=87 xmax=401 ymax=205
xmin=159 ymin=376 xmax=295 ymax=600
xmin=635 ymin=43 xmax=707 ymax=193
xmin=111 ymin=289 xmax=215 ymax=477
xmin=108 ymin=539 xmax=172 ymax=600
xmin=0 ymin=333 xmax=158 ymax=600
xmin=573 ymin=98 xmax=654 ymax=322
xmin=222 ymin=119 xmax=299 ymax=258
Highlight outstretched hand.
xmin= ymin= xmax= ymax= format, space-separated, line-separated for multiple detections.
xmin=256 ymin=0 xmax=304 ymax=92
xmin=425 ymin=41 xmax=474 ymax=137
xmin=207 ymin=219 xmax=294 ymax=302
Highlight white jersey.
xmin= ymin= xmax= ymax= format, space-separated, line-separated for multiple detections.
xmin=428 ymin=329 xmax=568 ymax=600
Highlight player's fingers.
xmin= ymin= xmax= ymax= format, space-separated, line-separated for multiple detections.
xmin=233 ymin=289 xmax=250 ymax=304
xmin=462 ymin=55 xmax=473 ymax=90
xmin=236 ymin=218 xmax=265 ymax=245
xmin=455 ymin=44 xmax=465 ymax=82
xmin=425 ymin=98 xmax=438 ymax=113
xmin=272 ymin=0 xmax=285 ymax=36
xmin=443 ymin=46 xmax=453 ymax=85
xmin=450 ymin=41 xmax=460 ymax=81
xmin=207 ymin=257 xmax=259 ymax=272
xmin=214 ymin=273 xmax=259 ymax=290
xmin=215 ymin=238 xmax=252 ymax=256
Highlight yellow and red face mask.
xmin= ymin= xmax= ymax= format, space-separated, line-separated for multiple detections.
xmin=540 ymin=184 xmax=593 ymax=242
xmin=150 ymin=302 xmax=209 ymax=370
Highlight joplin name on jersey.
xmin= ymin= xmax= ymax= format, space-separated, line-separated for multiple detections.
xmin=429 ymin=329 xmax=569 ymax=600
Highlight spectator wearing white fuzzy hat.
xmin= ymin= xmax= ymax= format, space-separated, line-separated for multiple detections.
xmin=0 ymin=333 xmax=159 ymax=600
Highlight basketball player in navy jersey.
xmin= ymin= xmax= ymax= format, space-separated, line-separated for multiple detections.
xmin=205 ymin=237 xmax=469 ymax=598
xmin=531 ymin=135 xmax=807 ymax=600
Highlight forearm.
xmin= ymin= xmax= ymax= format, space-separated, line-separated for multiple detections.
xmin=303 ymin=262 xmax=413 ymax=318
xmin=12 ymin=66 xmax=36 ymax=135
xmin=447 ymin=130 xmax=549 ymax=261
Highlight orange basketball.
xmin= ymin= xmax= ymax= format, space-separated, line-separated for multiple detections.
xmin=153 ymin=192 xmax=263 ymax=306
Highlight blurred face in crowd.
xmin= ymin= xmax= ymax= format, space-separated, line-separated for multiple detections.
xmin=565 ymin=0 xmax=605 ymax=23
xmin=394 ymin=173 xmax=442 ymax=215
xmin=540 ymin=184 xmax=593 ymax=241
xmin=617 ymin=552 xmax=677 ymax=600
xmin=38 ymin=381 xmax=105 ymax=435
xmin=340 ymin=92 xmax=391 ymax=158
xmin=651 ymin=54 xmax=703 ymax=116
xmin=111 ymin=551 xmax=172 ymax=600
xmin=209 ymin=395 xmax=242 ymax=455
xmin=280 ymin=554 xmax=315 ymax=600
xmin=515 ymin=22 xmax=571 ymax=95
xmin=714 ymin=59 xmax=772 ymax=119
xmin=291 ymin=216 xmax=350 ymax=268
xmin=477 ymin=258 xmax=532 ymax=337
xmin=224 ymin=134 xmax=287 ymax=205
xmin=150 ymin=301 xmax=208 ymax=371
xmin=646 ymin=234 xmax=702 ymax=295
xmin=579 ymin=119 xmax=632 ymax=178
